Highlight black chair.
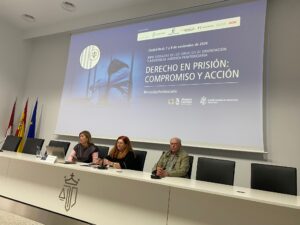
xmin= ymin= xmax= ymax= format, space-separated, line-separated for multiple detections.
xmin=186 ymin=155 xmax=194 ymax=179
xmin=1 ymin=135 xmax=22 ymax=152
xmin=251 ymin=163 xmax=297 ymax=195
xmin=22 ymin=138 xmax=45 ymax=155
xmin=133 ymin=150 xmax=147 ymax=171
xmin=196 ymin=157 xmax=236 ymax=185
xmin=96 ymin=145 xmax=109 ymax=158
xmin=48 ymin=140 xmax=70 ymax=156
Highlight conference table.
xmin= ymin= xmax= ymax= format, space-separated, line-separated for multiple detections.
xmin=0 ymin=151 xmax=299 ymax=225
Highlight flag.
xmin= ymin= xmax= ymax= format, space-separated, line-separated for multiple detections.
xmin=27 ymin=99 xmax=38 ymax=138
xmin=5 ymin=99 xmax=17 ymax=137
xmin=15 ymin=99 xmax=28 ymax=153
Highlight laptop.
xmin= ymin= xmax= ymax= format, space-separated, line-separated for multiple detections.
xmin=46 ymin=146 xmax=66 ymax=163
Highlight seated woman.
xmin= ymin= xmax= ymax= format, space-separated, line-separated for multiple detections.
xmin=104 ymin=136 xmax=135 ymax=169
xmin=67 ymin=130 xmax=98 ymax=163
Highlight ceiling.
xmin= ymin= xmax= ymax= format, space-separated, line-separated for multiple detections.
xmin=0 ymin=0 xmax=223 ymax=38
xmin=0 ymin=0 xmax=155 ymax=30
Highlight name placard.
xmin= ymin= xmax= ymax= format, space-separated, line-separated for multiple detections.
xmin=45 ymin=155 xmax=57 ymax=164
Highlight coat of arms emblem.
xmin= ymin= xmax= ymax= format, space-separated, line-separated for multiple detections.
xmin=59 ymin=173 xmax=80 ymax=211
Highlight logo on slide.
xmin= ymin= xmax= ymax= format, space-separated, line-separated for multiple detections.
xmin=168 ymin=98 xmax=175 ymax=105
xmin=80 ymin=45 xmax=101 ymax=69
xmin=59 ymin=173 xmax=80 ymax=212
xmin=200 ymin=96 xmax=207 ymax=105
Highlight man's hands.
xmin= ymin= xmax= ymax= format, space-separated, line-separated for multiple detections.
xmin=156 ymin=166 xmax=168 ymax=177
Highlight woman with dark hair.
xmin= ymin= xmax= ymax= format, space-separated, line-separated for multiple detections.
xmin=104 ymin=136 xmax=135 ymax=169
xmin=67 ymin=130 xmax=99 ymax=163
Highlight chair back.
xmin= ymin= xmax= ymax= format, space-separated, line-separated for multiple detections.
xmin=97 ymin=145 xmax=109 ymax=158
xmin=196 ymin=157 xmax=236 ymax=185
xmin=22 ymin=138 xmax=45 ymax=155
xmin=1 ymin=135 xmax=22 ymax=152
xmin=251 ymin=163 xmax=297 ymax=195
xmin=186 ymin=155 xmax=194 ymax=179
xmin=133 ymin=150 xmax=147 ymax=171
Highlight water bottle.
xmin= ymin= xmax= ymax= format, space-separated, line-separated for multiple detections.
xmin=36 ymin=145 xmax=41 ymax=158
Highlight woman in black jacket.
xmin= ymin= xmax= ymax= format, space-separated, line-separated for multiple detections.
xmin=104 ymin=136 xmax=135 ymax=169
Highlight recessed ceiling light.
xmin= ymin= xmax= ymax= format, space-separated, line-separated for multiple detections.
xmin=22 ymin=14 xmax=36 ymax=22
xmin=61 ymin=1 xmax=76 ymax=12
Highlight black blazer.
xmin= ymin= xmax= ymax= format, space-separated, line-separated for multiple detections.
xmin=105 ymin=151 xmax=135 ymax=169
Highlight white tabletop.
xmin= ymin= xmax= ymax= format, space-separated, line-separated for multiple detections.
xmin=1 ymin=150 xmax=300 ymax=210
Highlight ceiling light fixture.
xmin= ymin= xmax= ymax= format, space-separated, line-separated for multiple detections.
xmin=21 ymin=14 xmax=36 ymax=22
xmin=61 ymin=1 xmax=76 ymax=12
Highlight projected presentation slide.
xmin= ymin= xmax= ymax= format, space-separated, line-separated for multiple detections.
xmin=56 ymin=0 xmax=267 ymax=152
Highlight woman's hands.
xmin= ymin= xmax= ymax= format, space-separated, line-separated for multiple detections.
xmin=103 ymin=159 xmax=121 ymax=169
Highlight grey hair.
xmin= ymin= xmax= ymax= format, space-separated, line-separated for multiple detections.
xmin=170 ymin=137 xmax=182 ymax=145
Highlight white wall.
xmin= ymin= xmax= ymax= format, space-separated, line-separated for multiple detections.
xmin=263 ymin=0 xmax=300 ymax=185
xmin=16 ymin=0 xmax=300 ymax=193
xmin=23 ymin=34 xmax=70 ymax=142
xmin=0 ymin=18 xmax=31 ymax=139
